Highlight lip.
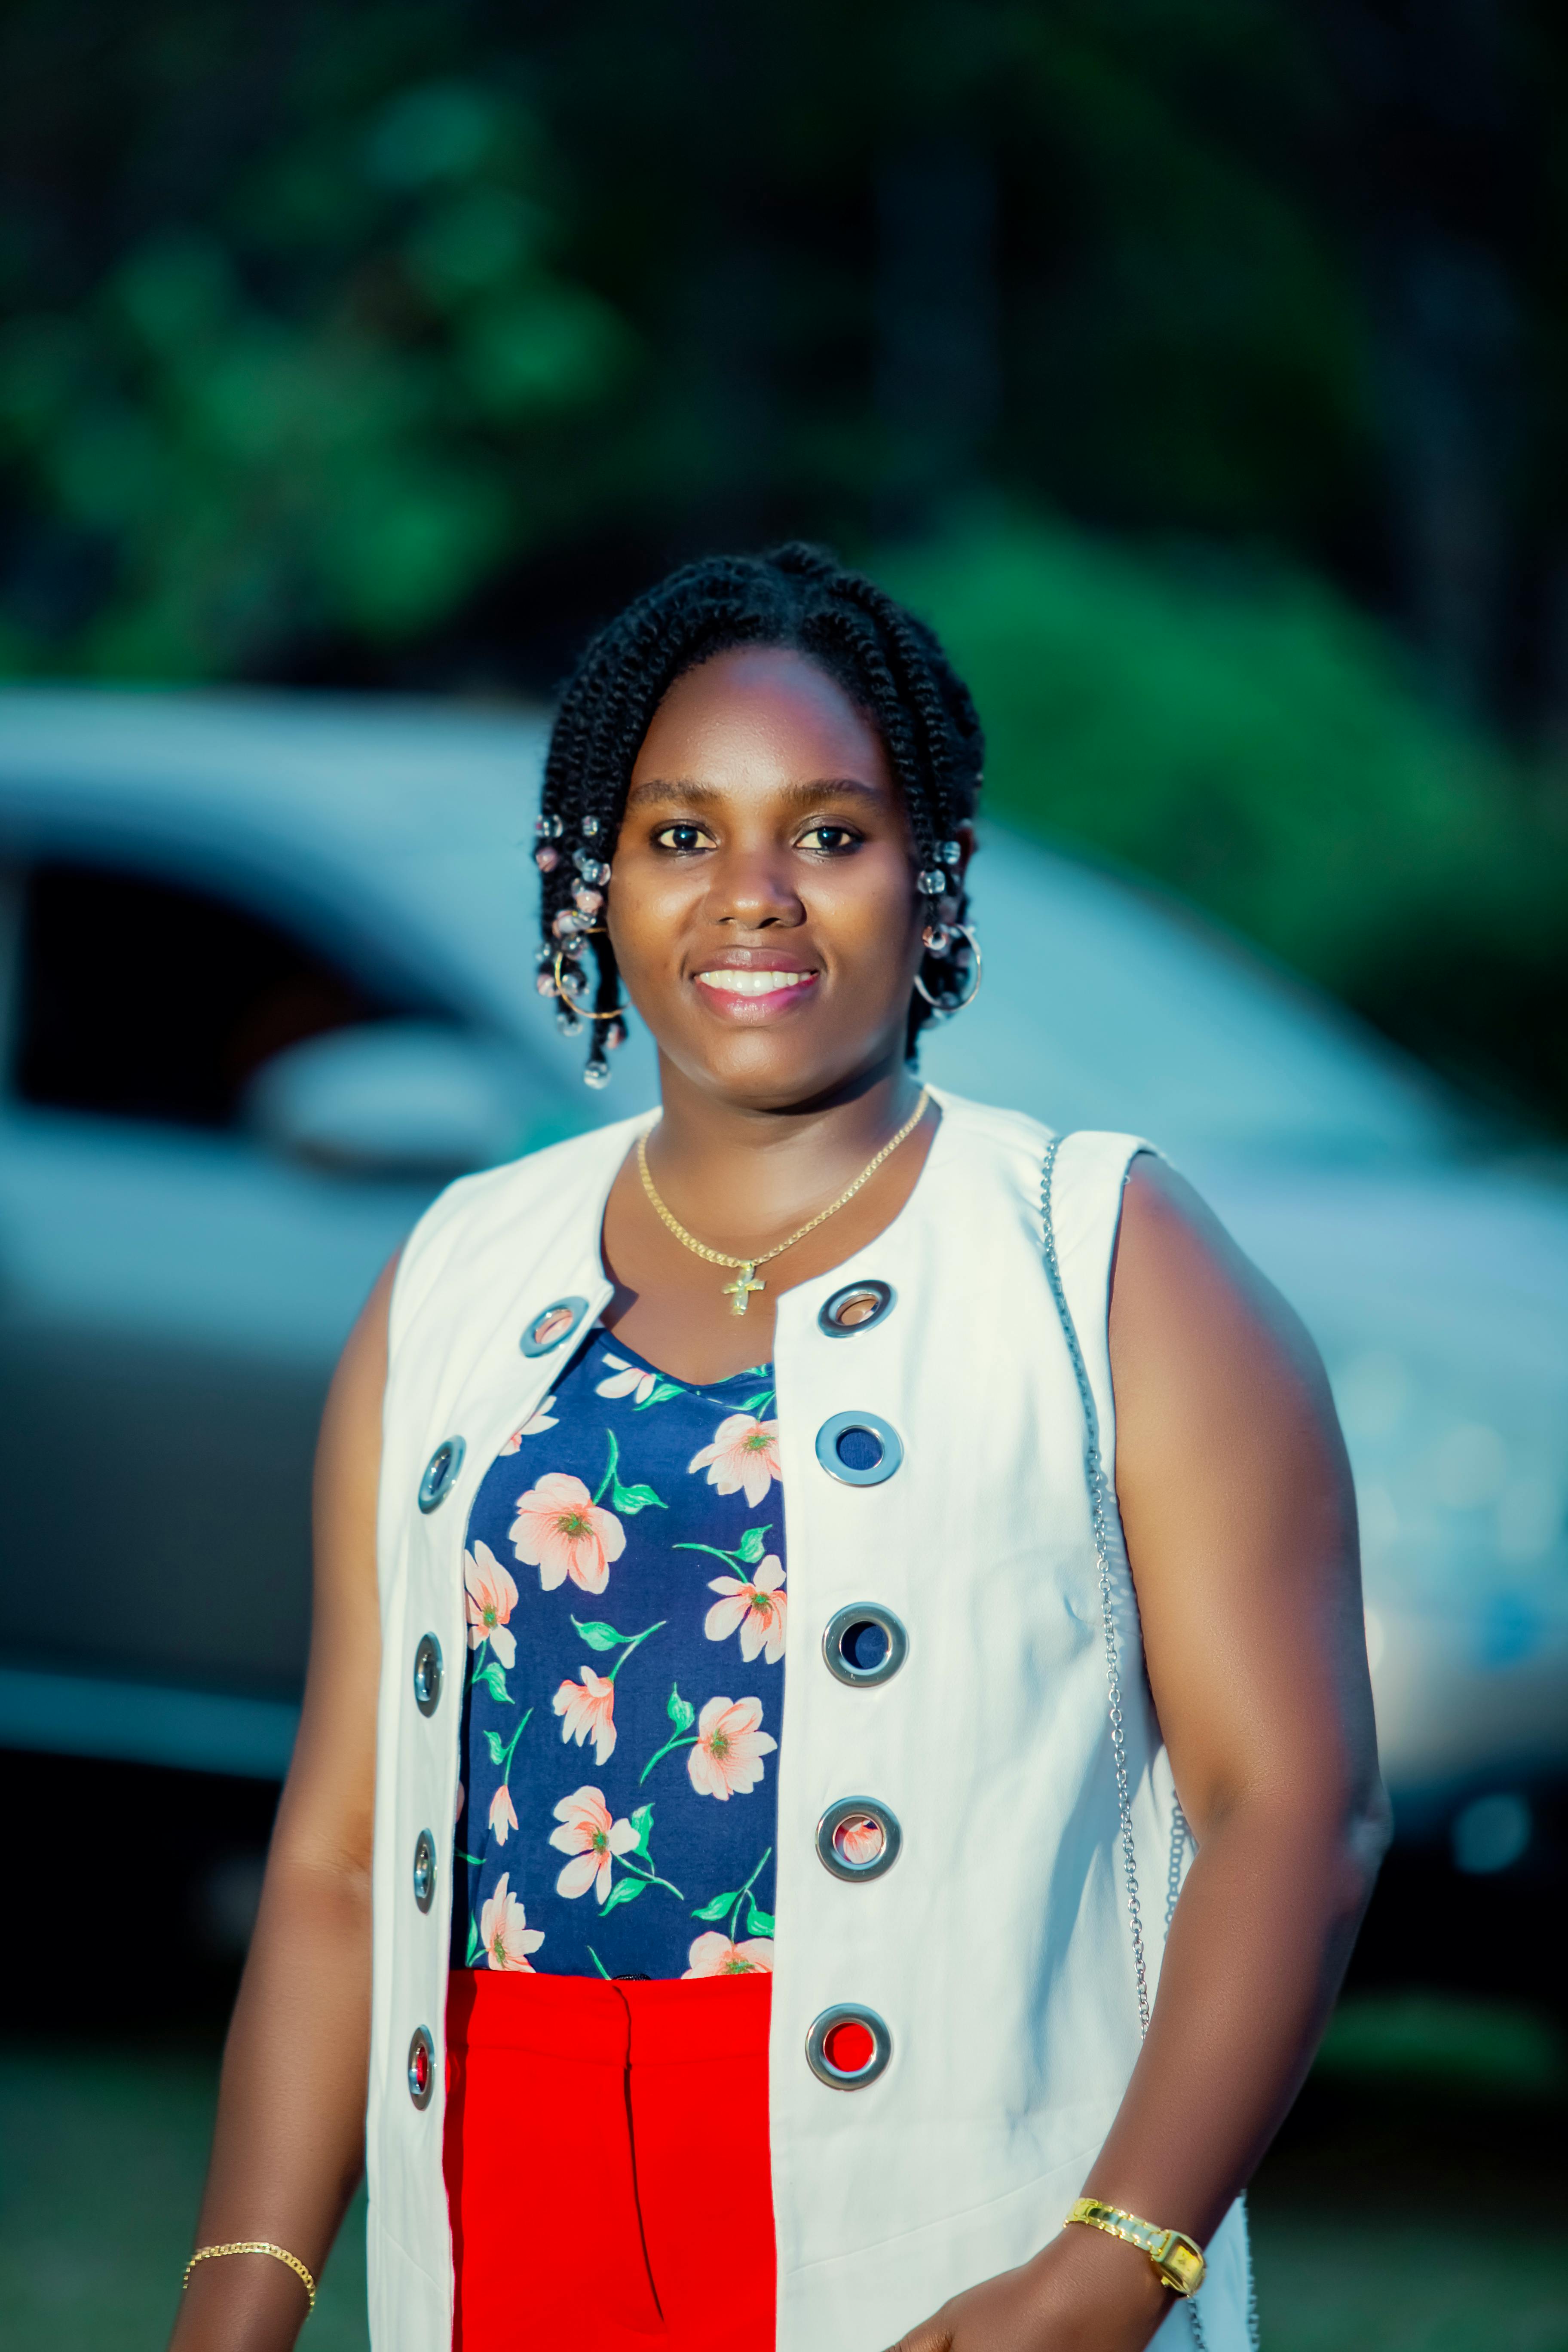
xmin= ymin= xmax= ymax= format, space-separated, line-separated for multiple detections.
xmin=689 ymin=947 xmax=822 ymax=1021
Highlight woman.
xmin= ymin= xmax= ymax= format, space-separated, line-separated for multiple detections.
xmin=172 ymin=546 xmax=1387 ymax=2352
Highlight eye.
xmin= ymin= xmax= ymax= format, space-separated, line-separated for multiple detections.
xmin=798 ymin=824 xmax=861 ymax=854
xmin=652 ymin=821 xmax=716 ymax=854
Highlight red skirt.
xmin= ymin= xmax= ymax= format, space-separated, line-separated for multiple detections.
xmin=444 ymin=1968 xmax=777 ymax=2350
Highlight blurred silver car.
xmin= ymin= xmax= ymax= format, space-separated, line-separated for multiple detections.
xmin=1 ymin=689 xmax=1564 ymax=1860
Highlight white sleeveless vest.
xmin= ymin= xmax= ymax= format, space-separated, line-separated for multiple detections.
xmin=366 ymin=1089 xmax=1253 ymax=2351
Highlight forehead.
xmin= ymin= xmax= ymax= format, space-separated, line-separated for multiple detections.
xmin=630 ymin=645 xmax=893 ymax=791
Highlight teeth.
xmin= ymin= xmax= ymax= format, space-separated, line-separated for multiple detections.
xmin=696 ymin=968 xmax=815 ymax=996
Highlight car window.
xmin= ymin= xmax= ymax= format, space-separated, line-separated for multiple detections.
xmin=11 ymin=859 xmax=416 ymax=1129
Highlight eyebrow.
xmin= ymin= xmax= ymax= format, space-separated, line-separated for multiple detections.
xmin=624 ymin=775 xmax=886 ymax=812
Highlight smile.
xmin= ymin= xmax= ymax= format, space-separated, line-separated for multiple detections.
xmin=694 ymin=968 xmax=818 ymax=996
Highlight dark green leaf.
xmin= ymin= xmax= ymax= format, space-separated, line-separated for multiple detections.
xmin=599 ymin=1874 xmax=645 ymax=1914
xmin=666 ymin=1684 xmax=695 ymax=1734
xmin=465 ymin=1916 xmax=483 ymax=1965
xmin=690 ymin=1890 xmax=739 ymax=1922
xmin=737 ymin=1524 xmax=769 ymax=1565
xmin=571 ymin=1616 xmax=626 ymax=1652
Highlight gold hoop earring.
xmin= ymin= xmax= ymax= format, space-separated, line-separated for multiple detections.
xmin=912 ymin=923 xmax=982 ymax=1015
xmin=553 ymin=949 xmax=625 ymax=1020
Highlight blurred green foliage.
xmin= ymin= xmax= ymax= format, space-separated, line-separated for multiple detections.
xmin=0 ymin=44 xmax=630 ymax=677
xmin=884 ymin=517 xmax=1568 ymax=1123
xmin=885 ymin=517 xmax=1529 ymax=994
xmin=884 ymin=520 xmax=1568 ymax=1087
xmin=0 ymin=0 xmax=1403 ymax=674
xmin=1313 ymin=1991 xmax=1568 ymax=2099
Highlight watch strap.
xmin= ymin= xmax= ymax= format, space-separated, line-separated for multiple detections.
xmin=1065 ymin=2196 xmax=1207 ymax=2296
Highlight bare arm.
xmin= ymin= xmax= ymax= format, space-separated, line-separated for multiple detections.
xmin=171 ymin=1257 xmax=396 ymax=2352
xmin=892 ymin=1158 xmax=1389 ymax=2351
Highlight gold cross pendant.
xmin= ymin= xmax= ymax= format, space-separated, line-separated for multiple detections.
xmin=723 ymin=1264 xmax=766 ymax=1316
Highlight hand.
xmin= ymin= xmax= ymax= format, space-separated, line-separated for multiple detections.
xmin=884 ymin=2223 xmax=1173 ymax=2352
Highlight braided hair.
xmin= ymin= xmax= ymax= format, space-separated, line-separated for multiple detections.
xmin=534 ymin=542 xmax=984 ymax=1086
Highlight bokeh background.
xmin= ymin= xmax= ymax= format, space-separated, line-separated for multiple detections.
xmin=3 ymin=5 xmax=1567 ymax=2348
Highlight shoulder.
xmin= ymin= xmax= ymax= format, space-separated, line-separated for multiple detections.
xmin=1110 ymin=1155 xmax=1334 ymax=1426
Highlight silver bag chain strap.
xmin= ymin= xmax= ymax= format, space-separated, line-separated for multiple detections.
xmin=1039 ymin=1135 xmax=1151 ymax=2033
xmin=1040 ymin=1140 xmax=1259 ymax=2351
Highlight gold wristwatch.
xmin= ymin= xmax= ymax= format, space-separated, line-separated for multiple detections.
xmin=1065 ymin=2196 xmax=1206 ymax=2296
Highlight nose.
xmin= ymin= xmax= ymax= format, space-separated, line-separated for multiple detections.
xmin=707 ymin=839 xmax=806 ymax=930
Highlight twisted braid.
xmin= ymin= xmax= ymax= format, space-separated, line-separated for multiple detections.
xmin=534 ymin=544 xmax=983 ymax=1082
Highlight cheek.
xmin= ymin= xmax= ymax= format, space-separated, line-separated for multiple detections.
xmin=603 ymin=861 xmax=691 ymax=975
xmin=818 ymin=855 xmax=922 ymax=956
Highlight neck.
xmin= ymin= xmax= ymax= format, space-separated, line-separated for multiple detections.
xmin=645 ymin=1055 xmax=928 ymax=1247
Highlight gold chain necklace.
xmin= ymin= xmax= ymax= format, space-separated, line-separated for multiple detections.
xmin=636 ymin=1089 xmax=931 ymax=1316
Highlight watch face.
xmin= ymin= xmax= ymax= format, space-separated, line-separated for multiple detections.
xmin=1157 ymin=2239 xmax=1205 ymax=2296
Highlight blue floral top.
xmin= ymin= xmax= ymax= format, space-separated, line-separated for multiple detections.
xmin=451 ymin=1326 xmax=784 ymax=1981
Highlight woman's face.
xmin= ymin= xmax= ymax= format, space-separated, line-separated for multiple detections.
xmin=606 ymin=645 xmax=929 ymax=1111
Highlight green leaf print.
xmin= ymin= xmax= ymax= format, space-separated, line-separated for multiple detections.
xmin=572 ymin=1615 xmax=667 ymax=1683
xmin=636 ymin=1378 xmax=687 ymax=1409
xmin=600 ymin=1875 xmax=646 ymax=1915
xmin=689 ymin=1850 xmax=774 ymax=1945
xmin=737 ymin=1524 xmax=769 ymax=1566
xmin=484 ymin=1729 xmax=508 ymax=1766
xmin=465 ymin=1914 xmax=483 ymax=1966
xmin=475 ymin=1659 xmax=511 ymax=1705
xmin=612 ymin=1475 xmax=665 ymax=1515
xmin=572 ymin=1617 xmax=629 ymax=1652
xmin=627 ymin=1803 xmax=655 ymax=1859
xmin=666 ymin=1684 xmax=695 ymax=1735
xmin=595 ymin=1426 xmax=667 ymax=1516
xmin=738 ymin=1389 xmax=775 ymax=1417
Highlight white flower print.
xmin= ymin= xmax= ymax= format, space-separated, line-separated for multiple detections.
xmin=595 ymin=1353 xmax=658 ymax=1406
xmin=704 ymin=1556 xmax=787 ymax=1665
xmin=500 ymin=1395 xmax=559 ymax=1450
xmin=688 ymin=1413 xmax=781 ymax=1508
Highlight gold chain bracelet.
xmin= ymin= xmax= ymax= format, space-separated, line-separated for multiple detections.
xmin=183 ymin=2241 xmax=317 ymax=2312
xmin=1065 ymin=2196 xmax=1206 ymax=2296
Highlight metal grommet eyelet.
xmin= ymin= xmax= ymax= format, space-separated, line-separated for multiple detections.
xmin=407 ymin=2024 xmax=435 ymax=2109
xmin=412 ymin=1633 xmax=443 ymax=1717
xmin=818 ymin=1280 xmax=896 ymax=1336
xmin=805 ymin=2004 xmax=892 ymax=2090
xmin=417 ymin=1436 xmax=466 ymax=1513
xmin=520 ymin=1296 xmax=590 ymax=1357
xmin=822 ymin=1603 xmax=908 ymax=1687
xmin=814 ymin=1409 xmax=903 ymax=1488
xmin=816 ymin=1796 xmax=902 ymax=1883
xmin=412 ymin=1828 xmax=436 ymax=1913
